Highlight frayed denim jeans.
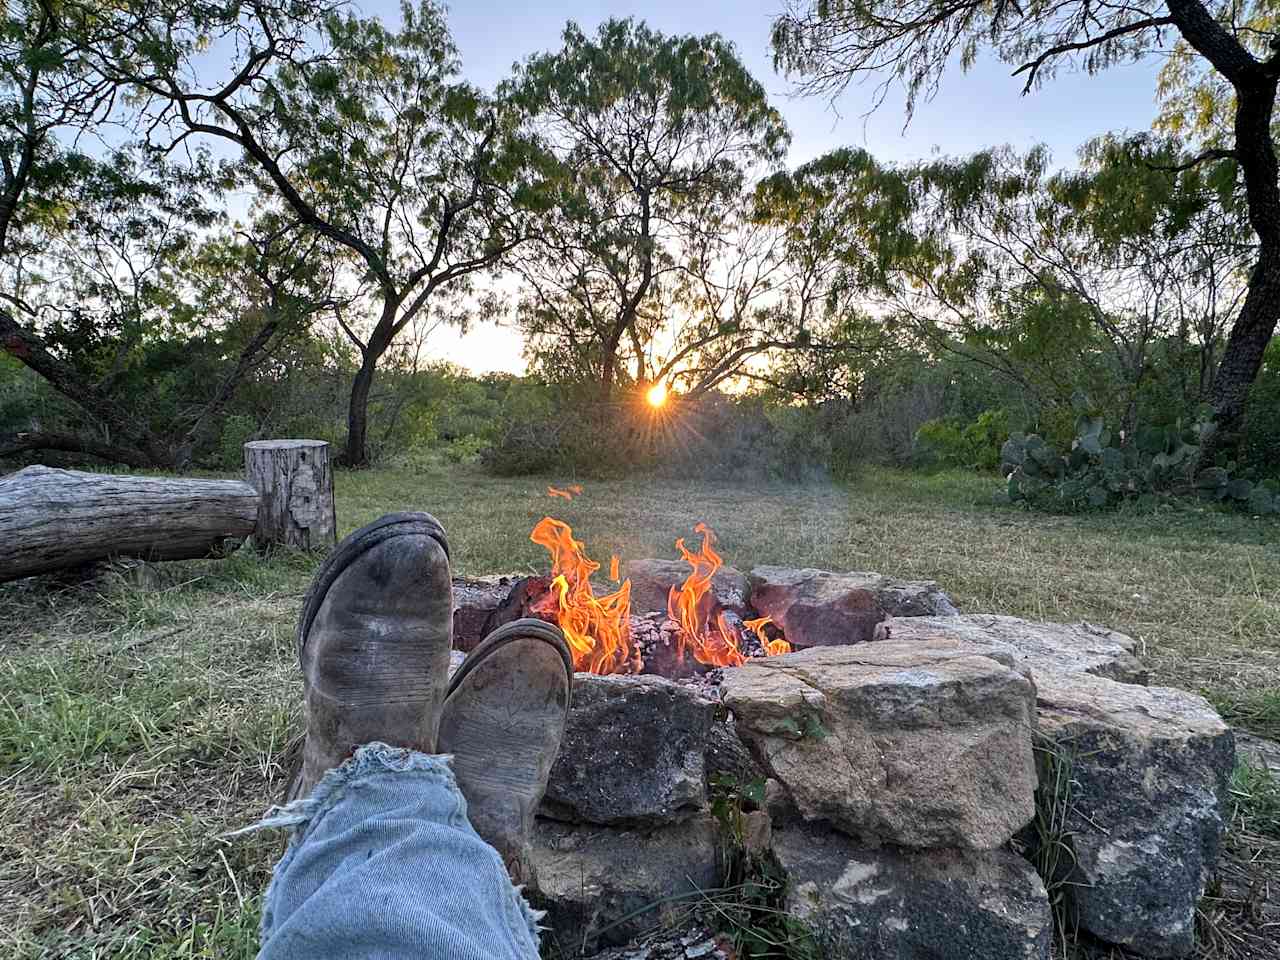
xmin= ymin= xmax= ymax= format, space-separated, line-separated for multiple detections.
xmin=248 ymin=742 xmax=542 ymax=959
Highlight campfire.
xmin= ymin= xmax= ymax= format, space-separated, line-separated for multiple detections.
xmin=524 ymin=517 xmax=791 ymax=676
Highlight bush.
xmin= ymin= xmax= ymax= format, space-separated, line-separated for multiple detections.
xmin=480 ymin=392 xmax=866 ymax=482
xmin=216 ymin=415 xmax=258 ymax=469
xmin=1001 ymin=395 xmax=1280 ymax=515
xmin=913 ymin=409 xmax=1009 ymax=471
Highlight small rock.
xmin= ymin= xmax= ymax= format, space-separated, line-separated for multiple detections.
xmin=748 ymin=567 xmax=959 ymax=648
xmin=883 ymin=615 xmax=1149 ymax=684
xmin=531 ymin=816 xmax=722 ymax=955
xmin=721 ymin=639 xmax=1037 ymax=849
xmin=628 ymin=559 xmax=750 ymax=615
xmin=542 ymin=674 xmax=714 ymax=826
xmin=774 ymin=823 xmax=1052 ymax=960
xmin=1033 ymin=670 xmax=1234 ymax=957
xmin=451 ymin=573 xmax=523 ymax=651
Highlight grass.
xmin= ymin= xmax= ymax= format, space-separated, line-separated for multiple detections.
xmin=1 ymin=461 xmax=1277 ymax=957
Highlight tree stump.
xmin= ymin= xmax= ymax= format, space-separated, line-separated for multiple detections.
xmin=243 ymin=440 xmax=337 ymax=552
xmin=0 ymin=465 xmax=259 ymax=583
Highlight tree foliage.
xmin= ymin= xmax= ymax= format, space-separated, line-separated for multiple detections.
xmin=771 ymin=0 xmax=1280 ymax=461
xmin=86 ymin=0 xmax=551 ymax=464
xmin=506 ymin=18 xmax=794 ymax=397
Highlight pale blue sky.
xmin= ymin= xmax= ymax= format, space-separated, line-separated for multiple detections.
xmin=416 ymin=0 xmax=1165 ymax=166
xmin=359 ymin=1 xmax=1168 ymax=371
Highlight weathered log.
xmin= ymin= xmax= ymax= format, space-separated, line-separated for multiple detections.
xmin=243 ymin=439 xmax=336 ymax=552
xmin=0 ymin=465 xmax=259 ymax=583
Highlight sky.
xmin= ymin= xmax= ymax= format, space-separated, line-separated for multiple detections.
xmin=357 ymin=0 xmax=1168 ymax=374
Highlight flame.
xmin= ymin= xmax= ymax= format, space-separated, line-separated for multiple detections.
xmin=529 ymin=518 xmax=636 ymax=674
xmin=548 ymin=485 xmax=573 ymax=500
xmin=528 ymin=517 xmax=790 ymax=675
xmin=745 ymin=616 xmax=793 ymax=657
xmin=667 ymin=523 xmax=747 ymax=668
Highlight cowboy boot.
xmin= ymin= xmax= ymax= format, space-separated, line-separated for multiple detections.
xmin=438 ymin=618 xmax=573 ymax=886
xmin=285 ymin=512 xmax=453 ymax=802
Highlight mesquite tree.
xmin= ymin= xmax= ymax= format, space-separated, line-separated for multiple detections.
xmin=756 ymin=139 xmax=1252 ymax=430
xmin=772 ymin=0 xmax=1280 ymax=458
xmin=93 ymin=0 xmax=549 ymax=465
xmin=506 ymin=19 xmax=791 ymax=398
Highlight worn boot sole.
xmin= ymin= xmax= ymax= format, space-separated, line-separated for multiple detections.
xmin=296 ymin=511 xmax=449 ymax=663
xmin=281 ymin=512 xmax=451 ymax=803
xmin=446 ymin=617 xmax=573 ymax=698
xmin=440 ymin=618 xmax=574 ymax=885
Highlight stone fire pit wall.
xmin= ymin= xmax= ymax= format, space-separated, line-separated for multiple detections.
xmin=452 ymin=568 xmax=1234 ymax=959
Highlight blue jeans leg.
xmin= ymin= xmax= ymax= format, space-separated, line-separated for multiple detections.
xmin=253 ymin=742 xmax=542 ymax=960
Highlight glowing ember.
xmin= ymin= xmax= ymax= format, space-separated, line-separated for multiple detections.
xmin=528 ymin=517 xmax=791 ymax=675
xmin=646 ymin=382 xmax=669 ymax=408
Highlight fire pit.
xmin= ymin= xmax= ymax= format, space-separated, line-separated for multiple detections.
xmin=485 ymin=517 xmax=792 ymax=677
xmin=448 ymin=528 xmax=1234 ymax=960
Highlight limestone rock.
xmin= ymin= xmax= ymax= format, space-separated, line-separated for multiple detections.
xmin=748 ymin=567 xmax=958 ymax=648
xmin=774 ymin=824 xmax=1052 ymax=960
xmin=884 ymin=615 xmax=1148 ymax=684
xmin=542 ymin=674 xmax=714 ymax=826
xmin=628 ymin=559 xmax=750 ymax=615
xmin=721 ymin=639 xmax=1036 ymax=849
xmin=531 ymin=816 xmax=722 ymax=955
xmin=1033 ymin=670 xmax=1234 ymax=957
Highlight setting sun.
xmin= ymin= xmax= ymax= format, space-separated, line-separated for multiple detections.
xmin=645 ymin=382 xmax=669 ymax=408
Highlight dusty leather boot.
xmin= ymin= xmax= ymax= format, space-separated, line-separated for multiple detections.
xmin=438 ymin=618 xmax=573 ymax=886
xmin=284 ymin=512 xmax=453 ymax=803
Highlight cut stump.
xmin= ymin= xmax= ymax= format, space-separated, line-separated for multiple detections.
xmin=243 ymin=439 xmax=336 ymax=552
xmin=0 ymin=465 xmax=259 ymax=583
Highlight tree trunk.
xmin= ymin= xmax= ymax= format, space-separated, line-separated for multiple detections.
xmin=344 ymin=352 xmax=378 ymax=466
xmin=1205 ymin=252 xmax=1280 ymax=451
xmin=243 ymin=439 xmax=336 ymax=553
xmin=0 ymin=465 xmax=258 ymax=583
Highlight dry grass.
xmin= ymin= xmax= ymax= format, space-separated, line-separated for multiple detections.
xmin=0 ymin=462 xmax=1276 ymax=957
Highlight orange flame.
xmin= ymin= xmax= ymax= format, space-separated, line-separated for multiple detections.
xmin=528 ymin=517 xmax=789 ymax=674
xmin=548 ymin=485 xmax=573 ymax=500
xmin=745 ymin=616 xmax=793 ymax=657
xmin=529 ymin=518 xmax=636 ymax=674
xmin=667 ymin=523 xmax=747 ymax=668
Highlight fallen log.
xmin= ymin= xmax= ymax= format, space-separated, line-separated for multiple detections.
xmin=0 ymin=465 xmax=259 ymax=583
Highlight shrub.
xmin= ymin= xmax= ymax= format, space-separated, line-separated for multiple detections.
xmin=913 ymin=408 xmax=1009 ymax=471
xmin=216 ymin=415 xmax=258 ymax=469
xmin=1001 ymin=396 xmax=1280 ymax=514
